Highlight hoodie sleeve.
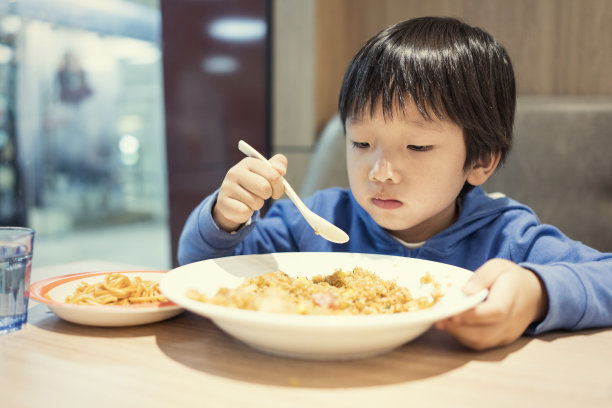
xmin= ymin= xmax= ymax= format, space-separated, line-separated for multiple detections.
xmin=177 ymin=190 xmax=309 ymax=265
xmin=177 ymin=190 xmax=260 ymax=265
xmin=510 ymin=220 xmax=612 ymax=334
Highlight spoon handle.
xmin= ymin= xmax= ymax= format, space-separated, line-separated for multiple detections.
xmin=238 ymin=140 xmax=269 ymax=162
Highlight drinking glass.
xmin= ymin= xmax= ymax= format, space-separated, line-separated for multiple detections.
xmin=0 ymin=227 xmax=35 ymax=334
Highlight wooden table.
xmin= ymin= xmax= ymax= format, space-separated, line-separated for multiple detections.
xmin=1 ymin=261 xmax=611 ymax=408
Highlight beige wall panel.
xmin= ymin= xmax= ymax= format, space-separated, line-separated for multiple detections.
xmin=315 ymin=0 xmax=351 ymax=137
xmin=273 ymin=0 xmax=316 ymax=150
xmin=554 ymin=0 xmax=612 ymax=94
xmin=315 ymin=0 xmax=612 ymax=132
xmin=278 ymin=150 xmax=313 ymax=191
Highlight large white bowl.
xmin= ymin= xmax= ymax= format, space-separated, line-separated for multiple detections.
xmin=160 ymin=252 xmax=487 ymax=360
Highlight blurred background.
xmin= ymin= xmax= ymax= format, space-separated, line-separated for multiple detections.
xmin=0 ymin=0 xmax=610 ymax=269
xmin=0 ymin=0 xmax=168 ymax=268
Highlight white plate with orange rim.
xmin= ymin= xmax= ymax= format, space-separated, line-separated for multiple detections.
xmin=160 ymin=252 xmax=488 ymax=360
xmin=30 ymin=271 xmax=184 ymax=327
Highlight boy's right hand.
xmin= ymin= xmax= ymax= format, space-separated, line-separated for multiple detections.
xmin=213 ymin=154 xmax=288 ymax=232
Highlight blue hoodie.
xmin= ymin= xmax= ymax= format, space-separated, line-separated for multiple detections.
xmin=178 ymin=186 xmax=612 ymax=335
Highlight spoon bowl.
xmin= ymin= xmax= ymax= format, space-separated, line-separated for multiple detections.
xmin=238 ymin=140 xmax=349 ymax=244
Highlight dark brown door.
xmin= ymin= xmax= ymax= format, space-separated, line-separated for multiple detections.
xmin=161 ymin=0 xmax=271 ymax=266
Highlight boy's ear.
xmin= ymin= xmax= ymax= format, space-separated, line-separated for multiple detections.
xmin=466 ymin=153 xmax=501 ymax=186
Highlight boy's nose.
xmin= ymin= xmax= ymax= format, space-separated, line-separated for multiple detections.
xmin=368 ymin=157 xmax=399 ymax=183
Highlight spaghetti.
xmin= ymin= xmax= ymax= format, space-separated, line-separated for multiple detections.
xmin=65 ymin=273 xmax=167 ymax=305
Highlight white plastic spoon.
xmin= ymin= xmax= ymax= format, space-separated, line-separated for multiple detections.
xmin=238 ymin=140 xmax=349 ymax=244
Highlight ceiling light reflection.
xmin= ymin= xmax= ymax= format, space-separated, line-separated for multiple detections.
xmin=0 ymin=45 xmax=13 ymax=64
xmin=201 ymin=55 xmax=239 ymax=74
xmin=208 ymin=17 xmax=266 ymax=42
xmin=119 ymin=134 xmax=140 ymax=155
xmin=1 ymin=16 xmax=22 ymax=34
xmin=119 ymin=134 xmax=140 ymax=166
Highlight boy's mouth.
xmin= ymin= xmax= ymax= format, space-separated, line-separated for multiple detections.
xmin=371 ymin=197 xmax=402 ymax=209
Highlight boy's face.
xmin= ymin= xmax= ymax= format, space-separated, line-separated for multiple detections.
xmin=346 ymin=102 xmax=475 ymax=243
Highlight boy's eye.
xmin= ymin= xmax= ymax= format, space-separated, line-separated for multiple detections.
xmin=351 ymin=142 xmax=370 ymax=149
xmin=407 ymin=145 xmax=433 ymax=152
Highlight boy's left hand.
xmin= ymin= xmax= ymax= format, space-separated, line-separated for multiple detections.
xmin=435 ymin=258 xmax=549 ymax=350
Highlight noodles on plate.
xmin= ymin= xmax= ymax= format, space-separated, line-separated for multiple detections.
xmin=64 ymin=273 xmax=167 ymax=305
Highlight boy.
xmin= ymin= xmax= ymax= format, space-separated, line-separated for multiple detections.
xmin=178 ymin=17 xmax=612 ymax=350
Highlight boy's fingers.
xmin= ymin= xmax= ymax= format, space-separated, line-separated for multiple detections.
xmin=218 ymin=187 xmax=262 ymax=216
xmin=269 ymin=154 xmax=288 ymax=176
xmin=439 ymin=321 xmax=508 ymax=350
xmin=248 ymin=155 xmax=287 ymax=199
xmin=462 ymin=259 xmax=510 ymax=295
xmin=267 ymin=154 xmax=288 ymax=199
xmin=228 ymin=159 xmax=281 ymax=200
xmin=213 ymin=194 xmax=255 ymax=232
xmin=449 ymin=299 xmax=509 ymax=325
xmin=217 ymin=197 xmax=252 ymax=221
xmin=239 ymin=170 xmax=276 ymax=200
xmin=455 ymin=271 xmax=514 ymax=325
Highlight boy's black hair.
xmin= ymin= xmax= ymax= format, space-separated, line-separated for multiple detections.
xmin=338 ymin=16 xmax=516 ymax=171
